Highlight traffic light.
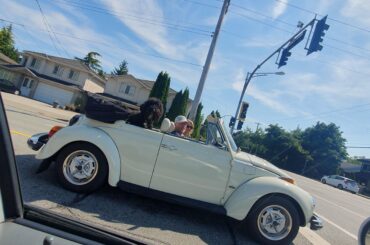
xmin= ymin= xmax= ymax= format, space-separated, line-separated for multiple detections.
xmin=237 ymin=120 xmax=243 ymax=130
xmin=307 ymin=15 xmax=329 ymax=55
xmin=278 ymin=48 xmax=292 ymax=68
xmin=238 ymin=102 xmax=249 ymax=121
xmin=229 ymin=117 xmax=236 ymax=128
xmin=277 ymin=30 xmax=306 ymax=68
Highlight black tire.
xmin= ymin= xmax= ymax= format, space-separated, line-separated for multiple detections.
xmin=55 ymin=142 xmax=108 ymax=193
xmin=338 ymin=184 xmax=343 ymax=190
xmin=246 ymin=195 xmax=300 ymax=245
xmin=321 ymin=179 xmax=326 ymax=184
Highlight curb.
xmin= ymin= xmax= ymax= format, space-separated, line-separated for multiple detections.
xmin=358 ymin=193 xmax=370 ymax=200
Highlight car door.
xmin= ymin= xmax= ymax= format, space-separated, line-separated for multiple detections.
xmin=102 ymin=123 xmax=164 ymax=188
xmin=149 ymin=123 xmax=232 ymax=204
xmin=326 ymin=175 xmax=335 ymax=185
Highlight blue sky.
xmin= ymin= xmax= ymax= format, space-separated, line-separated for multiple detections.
xmin=1 ymin=0 xmax=370 ymax=157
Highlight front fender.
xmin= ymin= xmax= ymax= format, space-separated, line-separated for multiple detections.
xmin=36 ymin=125 xmax=121 ymax=187
xmin=224 ymin=176 xmax=315 ymax=224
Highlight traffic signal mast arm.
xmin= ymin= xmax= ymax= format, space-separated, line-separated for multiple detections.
xmin=230 ymin=18 xmax=316 ymax=133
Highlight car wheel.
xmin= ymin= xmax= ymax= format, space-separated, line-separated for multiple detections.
xmin=321 ymin=179 xmax=326 ymax=184
xmin=56 ymin=142 xmax=108 ymax=193
xmin=338 ymin=184 xmax=343 ymax=190
xmin=246 ymin=195 xmax=300 ymax=245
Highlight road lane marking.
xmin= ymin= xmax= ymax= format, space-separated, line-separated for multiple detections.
xmin=299 ymin=226 xmax=331 ymax=245
xmin=317 ymin=213 xmax=358 ymax=241
xmin=10 ymin=130 xmax=31 ymax=138
xmin=314 ymin=195 xmax=367 ymax=219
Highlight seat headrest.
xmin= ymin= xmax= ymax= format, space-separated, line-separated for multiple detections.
xmin=160 ymin=118 xmax=172 ymax=132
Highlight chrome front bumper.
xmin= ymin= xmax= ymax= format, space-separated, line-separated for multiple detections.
xmin=310 ymin=214 xmax=323 ymax=230
xmin=27 ymin=133 xmax=49 ymax=151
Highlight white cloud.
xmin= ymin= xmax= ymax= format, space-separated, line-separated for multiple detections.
xmin=271 ymin=1 xmax=288 ymax=19
xmin=99 ymin=0 xmax=183 ymax=59
xmin=340 ymin=0 xmax=370 ymax=26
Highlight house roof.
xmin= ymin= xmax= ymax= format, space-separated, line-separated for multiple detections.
xmin=0 ymin=53 xmax=18 ymax=65
xmin=23 ymin=51 xmax=106 ymax=84
xmin=340 ymin=162 xmax=362 ymax=173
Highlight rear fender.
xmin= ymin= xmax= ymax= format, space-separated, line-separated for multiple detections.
xmin=36 ymin=125 xmax=120 ymax=186
xmin=224 ymin=176 xmax=314 ymax=224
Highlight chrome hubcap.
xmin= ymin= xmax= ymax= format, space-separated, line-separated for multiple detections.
xmin=63 ymin=150 xmax=98 ymax=185
xmin=257 ymin=205 xmax=292 ymax=241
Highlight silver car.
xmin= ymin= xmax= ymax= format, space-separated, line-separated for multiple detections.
xmin=321 ymin=175 xmax=360 ymax=194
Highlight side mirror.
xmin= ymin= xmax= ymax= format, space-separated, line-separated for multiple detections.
xmin=358 ymin=217 xmax=370 ymax=245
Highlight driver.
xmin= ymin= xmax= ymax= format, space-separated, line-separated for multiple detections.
xmin=170 ymin=115 xmax=188 ymax=137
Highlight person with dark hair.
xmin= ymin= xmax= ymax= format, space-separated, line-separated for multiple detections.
xmin=126 ymin=98 xmax=163 ymax=129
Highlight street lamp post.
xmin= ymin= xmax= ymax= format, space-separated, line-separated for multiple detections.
xmin=230 ymin=71 xmax=285 ymax=134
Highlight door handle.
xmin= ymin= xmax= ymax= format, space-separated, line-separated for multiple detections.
xmin=161 ymin=144 xmax=177 ymax=151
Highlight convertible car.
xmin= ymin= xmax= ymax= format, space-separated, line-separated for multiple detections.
xmin=28 ymin=115 xmax=322 ymax=244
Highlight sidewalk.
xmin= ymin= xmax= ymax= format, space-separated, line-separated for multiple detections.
xmin=2 ymin=92 xmax=78 ymax=122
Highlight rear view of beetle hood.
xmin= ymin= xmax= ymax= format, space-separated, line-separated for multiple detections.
xmin=235 ymin=151 xmax=290 ymax=178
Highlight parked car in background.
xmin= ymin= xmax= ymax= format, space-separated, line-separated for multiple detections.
xmin=321 ymin=175 xmax=360 ymax=194
xmin=0 ymin=79 xmax=20 ymax=95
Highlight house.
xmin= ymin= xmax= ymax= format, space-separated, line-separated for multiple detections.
xmin=103 ymin=74 xmax=192 ymax=112
xmin=340 ymin=158 xmax=370 ymax=189
xmin=0 ymin=52 xmax=18 ymax=65
xmin=0 ymin=51 xmax=105 ymax=107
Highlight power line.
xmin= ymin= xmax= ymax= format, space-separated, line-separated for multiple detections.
xmin=273 ymin=0 xmax=370 ymax=35
xmin=34 ymin=0 xmax=61 ymax=55
xmin=36 ymin=0 xmax=71 ymax=58
xmin=0 ymin=18 xmax=203 ymax=68
xmin=46 ymin=0 xmax=212 ymax=37
xmin=230 ymin=2 xmax=370 ymax=54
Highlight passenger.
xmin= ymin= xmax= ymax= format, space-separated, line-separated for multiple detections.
xmin=184 ymin=119 xmax=194 ymax=138
xmin=170 ymin=115 xmax=188 ymax=137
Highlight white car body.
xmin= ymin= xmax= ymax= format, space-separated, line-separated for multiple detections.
xmin=33 ymin=115 xmax=321 ymax=243
xmin=321 ymin=175 xmax=360 ymax=194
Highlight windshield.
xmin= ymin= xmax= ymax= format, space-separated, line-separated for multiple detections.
xmin=220 ymin=119 xmax=238 ymax=152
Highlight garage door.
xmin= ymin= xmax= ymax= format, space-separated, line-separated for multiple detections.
xmin=33 ymin=83 xmax=74 ymax=106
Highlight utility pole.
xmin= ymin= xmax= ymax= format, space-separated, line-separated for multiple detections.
xmin=188 ymin=0 xmax=230 ymax=120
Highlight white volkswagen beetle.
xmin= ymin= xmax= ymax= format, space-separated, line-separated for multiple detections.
xmin=28 ymin=115 xmax=322 ymax=244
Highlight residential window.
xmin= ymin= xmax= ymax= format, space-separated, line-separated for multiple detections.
xmin=0 ymin=69 xmax=14 ymax=81
xmin=52 ymin=65 xmax=64 ymax=76
xmin=22 ymin=78 xmax=33 ymax=88
xmin=30 ymin=58 xmax=37 ymax=67
xmin=119 ymin=83 xmax=135 ymax=96
xmin=68 ymin=70 xmax=79 ymax=80
xmin=22 ymin=57 xmax=28 ymax=66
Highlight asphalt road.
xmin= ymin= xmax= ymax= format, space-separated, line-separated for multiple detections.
xmin=3 ymin=93 xmax=370 ymax=245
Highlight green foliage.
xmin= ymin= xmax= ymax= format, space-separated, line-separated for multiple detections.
xmin=111 ymin=60 xmax=128 ymax=75
xmin=233 ymin=122 xmax=347 ymax=178
xmin=181 ymin=88 xmax=189 ymax=115
xmin=0 ymin=25 xmax=19 ymax=62
xmin=75 ymin=51 xmax=102 ymax=72
xmin=149 ymin=71 xmax=171 ymax=126
xmin=301 ymin=122 xmax=347 ymax=178
xmin=149 ymin=71 xmax=171 ymax=111
xmin=192 ymin=103 xmax=203 ymax=139
xmin=166 ymin=90 xmax=183 ymax=121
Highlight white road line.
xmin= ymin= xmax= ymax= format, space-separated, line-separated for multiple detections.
xmin=299 ymin=226 xmax=331 ymax=245
xmin=314 ymin=195 xmax=367 ymax=219
xmin=317 ymin=213 xmax=358 ymax=241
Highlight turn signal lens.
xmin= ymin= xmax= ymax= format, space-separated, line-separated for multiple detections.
xmin=280 ymin=177 xmax=296 ymax=185
xmin=48 ymin=126 xmax=63 ymax=138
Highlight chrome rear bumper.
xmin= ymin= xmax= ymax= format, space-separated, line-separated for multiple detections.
xmin=310 ymin=213 xmax=323 ymax=230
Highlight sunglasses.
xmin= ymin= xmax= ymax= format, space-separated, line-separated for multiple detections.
xmin=187 ymin=125 xmax=193 ymax=129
